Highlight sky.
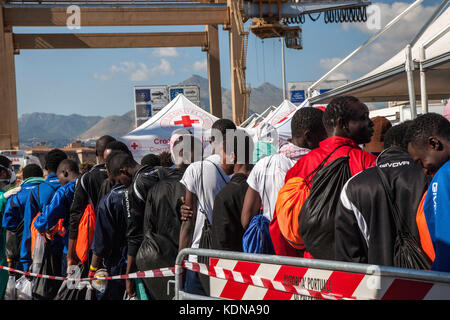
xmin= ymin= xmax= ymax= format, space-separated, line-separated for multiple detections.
xmin=13 ymin=0 xmax=444 ymax=117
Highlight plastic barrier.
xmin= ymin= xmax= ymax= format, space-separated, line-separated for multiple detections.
xmin=175 ymin=248 xmax=450 ymax=300
xmin=0 ymin=265 xmax=175 ymax=282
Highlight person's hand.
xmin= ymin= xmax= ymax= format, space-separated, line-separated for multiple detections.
xmin=44 ymin=231 xmax=55 ymax=241
xmin=66 ymin=256 xmax=77 ymax=276
xmin=4 ymin=186 xmax=21 ymax=199
xmin=126 ymin=279 xmax=136 ymax=298
xmin=180 ymin=197 xmax=193 ymax=221
xmin=7 ymin=259 xmax=15 ymax=276
xmin=44 ymin=225 xmax=58 ymax=241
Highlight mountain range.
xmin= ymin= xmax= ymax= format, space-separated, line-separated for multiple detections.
xmin=18 ymin=75 xmax=283 ymax=149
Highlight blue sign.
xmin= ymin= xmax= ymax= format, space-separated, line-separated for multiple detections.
xmin=170 ymin=88 xmax=184 ymax=101
xmin=135 ymin=89 xmax=151 ymax=103
xmin=291 ymin=90 xmax=305 ymax=103
xmin=146 ymin=104 xmax=152 ymax=117
xmin=320 ymin=89 xmax=331 ymax=94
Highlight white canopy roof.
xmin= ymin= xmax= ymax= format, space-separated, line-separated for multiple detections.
xmin=119 ymin=94 xmax=218 ymax=162
xmin=259 ymin=100 xmax=298 ymax=127
xmin=273 ymin=99 xmax=312 ymax=143
xmin=310 ymin=6 xmax=450 ymax=104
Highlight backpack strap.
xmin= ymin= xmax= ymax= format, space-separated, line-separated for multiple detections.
xmin=305 ymin=144 xmax=354 ymax=187
xmin=199 ymin=159 xmax=227 ymax=224
xmin=375 ymin=166 xmax=408 ymax=235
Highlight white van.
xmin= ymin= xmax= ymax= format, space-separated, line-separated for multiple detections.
xmin=0 ymin=150 xmax=42 ymax=173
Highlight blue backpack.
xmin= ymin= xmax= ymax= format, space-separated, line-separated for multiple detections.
xmin=242 ymin=214 xmax=275 ymax=254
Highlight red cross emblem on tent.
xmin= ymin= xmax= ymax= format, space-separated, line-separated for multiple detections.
xmin=130 ymin=142 xmax=139 ymax=150
xmin=173 ymin=115 xmax=200 ymax=127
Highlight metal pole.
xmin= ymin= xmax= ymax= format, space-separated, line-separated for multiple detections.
xmin=419 ymin=22 xmax=450 ymax=115
xmin=281 ymin=36 xmax=287 ymax=100
xmin=419 ymin=46 xmax=428 ymax=114
xmin=410 ymin=0 xmax=450 ymax=47
xmin=405 ymin=44 xmax=417 ymax=119
xmin=306 ymin=0 xmax=424 ymax=98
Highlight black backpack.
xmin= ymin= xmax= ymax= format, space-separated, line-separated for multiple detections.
xmin=299 ymin=145 xmax=353 ymax=260
xmin=375 ymin=167 xmax=431 ymax=270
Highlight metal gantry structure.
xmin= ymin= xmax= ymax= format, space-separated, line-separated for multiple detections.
xmin=0 ymin=0 xmax=370 ymax=149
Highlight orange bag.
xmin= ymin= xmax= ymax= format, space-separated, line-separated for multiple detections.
xmin=416 ymin=191 xmax=435 ymax=262
xmin=75 ymin=204 xmax=96 ymax=264
xmin=30 ymin=213 xmax=66 ymax=257
xmin=275 ymin=177 xmax=310 ymax=250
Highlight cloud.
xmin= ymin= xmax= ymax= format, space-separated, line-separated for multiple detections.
xmin=93 ymin=72 xmax=111 ymax=81
xmin=193 ymin=59 xmax=208 ymax=72
xmin=109 ymin=61 xmax=136 ymax=73
xmin=93 ymin=59 xmax=174 ymax=82
xmin=152 ymin=47 xmax=180 ymax=58
xmin=319 ymin=2 xmax=438 ymax=80
xmin=129 ymin=59 xmax=175 ymax=81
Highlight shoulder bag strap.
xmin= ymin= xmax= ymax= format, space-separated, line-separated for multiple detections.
xmin=305 ymin=144 xmax=354 ymax=186
xmin=374 ymin=166 xmax=404 ymax=234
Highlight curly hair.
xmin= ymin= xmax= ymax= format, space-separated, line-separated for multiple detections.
xmin=323 ymin=96 xmax=361 ymax=129
xmin=404 ymin=113 xmax=450 ymax=148
xmin=383 ymin=120 xmax=413 ymax=150
xmin=141 ymin=153 xmax=161 ymax=167
xmin=44 ymin=149 xmax=68 ymax=173
xmin=291 ymin=107 xmax=325 ymax=138
xmin=158 ymin=151 xmax=174 ymax=167
xmin=105 ymin=140 xmax=132 ymax=156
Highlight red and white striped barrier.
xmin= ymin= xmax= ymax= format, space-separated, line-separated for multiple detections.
xmin=205 ymin=258 xmax=450 ymax=300
xmin=0 ymin=265 xmax=175 ymax=282
xmin=182 ymin=260 xmax=356 ymax=300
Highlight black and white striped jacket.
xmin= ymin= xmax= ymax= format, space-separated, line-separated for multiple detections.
xmin=334 ymin=147 xmax=430 ymax=266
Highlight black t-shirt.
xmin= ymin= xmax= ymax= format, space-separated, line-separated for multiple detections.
xmin=69 ymin=164 xmax=108 ymax=240
xmin=211 ymin=173 xmax=249 ymax=252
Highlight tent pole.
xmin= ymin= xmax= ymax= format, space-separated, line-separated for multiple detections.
xmin=419 ymin=22 xmax=450 ymax=115
xmin=419 ymin=46 xmax=428 ymax=114
xmin=405 ymin=44 xmax=417 ymax=119
xmin=281 ymin=36 xmax=287 ymax=101
xmin=413 ymin=0 xmax=450 ymax=115
xmin=306 ymin=0 xmax=424 ymax=99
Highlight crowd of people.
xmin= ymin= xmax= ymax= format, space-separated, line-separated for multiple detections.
xmin=0 ymin=95 xmax=449 ymax=300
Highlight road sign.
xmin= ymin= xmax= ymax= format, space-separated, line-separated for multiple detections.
xmin=134 ymin=86 xmax=169 ymax=127
xmin=169 ymin=85 xmax=200 ymax=106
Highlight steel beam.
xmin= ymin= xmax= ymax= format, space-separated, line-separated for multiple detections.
xmin=3 ymin=4 xmax=229 ymax=27
xmin=0 ymin=5 xmax=19 ymax=150
xmin=13 ymin=32 xmax=208 ymax=49
xmin=206 ymin=25 xmax=223 ymax=118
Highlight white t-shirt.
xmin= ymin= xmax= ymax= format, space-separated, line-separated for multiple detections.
xmin=180 ymin=158 xmax=230 ymax=262
xmin=246 ymin=154 xmax=296 ymax=221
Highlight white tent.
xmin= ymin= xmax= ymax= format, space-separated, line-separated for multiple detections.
xmin=120 ymin=94 xmax=218 ymax=162
xmin=310 ymin=6 xmax=450 ymax=105
xmin=273 ymin=99 xmax=311 ymax=143
xmin=259 ymin=100 xmax=298 ymax=127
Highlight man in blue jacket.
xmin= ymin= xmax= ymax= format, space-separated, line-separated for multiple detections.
xmin=27 ymin=150 xmax=67 ymax=269
xmin=34 ymin=159 xmax=80 ymax=276
xmin=2 ymin=164 xmax=45 ymax=272
xmin=406 ymin=113 xmax=450 ymax=272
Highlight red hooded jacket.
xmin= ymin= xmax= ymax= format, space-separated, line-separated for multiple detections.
xmin=285 ymin=136 xmax=376 ymax=183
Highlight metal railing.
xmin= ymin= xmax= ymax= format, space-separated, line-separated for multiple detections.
xmin=175 ymin=248 xmax=450 ymax=300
